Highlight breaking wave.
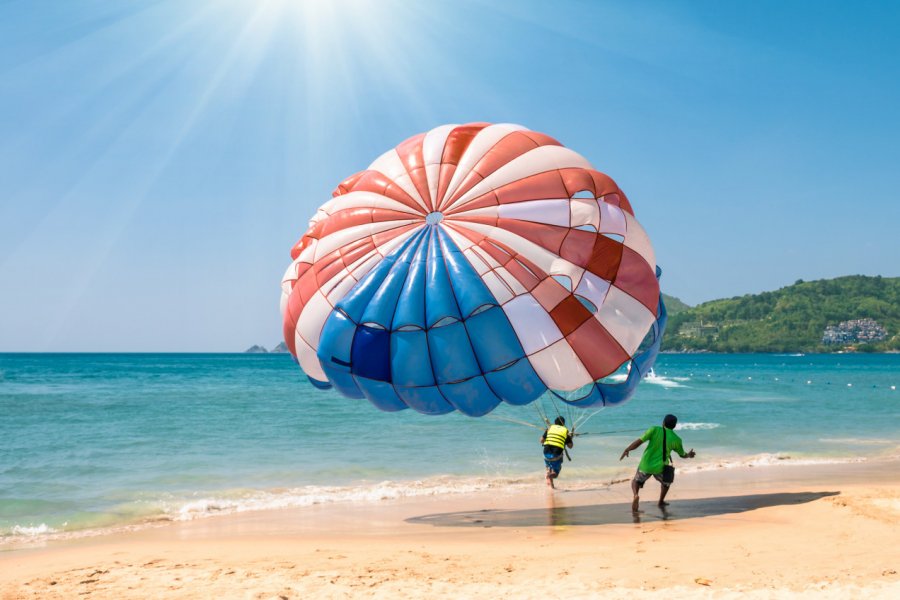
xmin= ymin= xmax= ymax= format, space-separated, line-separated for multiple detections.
xmin=675 ymin=422 xmax=720 ymax=431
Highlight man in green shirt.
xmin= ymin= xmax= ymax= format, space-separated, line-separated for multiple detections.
xmin=619 ymin=414 xmax=696 ymax=511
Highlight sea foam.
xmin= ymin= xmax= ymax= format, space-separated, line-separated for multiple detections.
xmin=682 ymin=453 xmax=868 ymax=473
xmin=7 ymin=523 xmax=57 ymax=537
xmin=167 ymin=476 xmax=530 ymax=521
xmin=675 ymin=422 xmax=720 ymax=430
xmin=643 ymin=371 xmax=686 ymax=388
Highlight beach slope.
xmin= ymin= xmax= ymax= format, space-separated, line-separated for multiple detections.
xmin=2 ymin=462 xmax=899 ymax=599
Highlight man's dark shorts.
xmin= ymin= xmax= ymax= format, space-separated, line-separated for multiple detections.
xmin=544 ymin=447 xmax=563 ymax=475
xmin=633 ymin=469 xmax=671 ymax=488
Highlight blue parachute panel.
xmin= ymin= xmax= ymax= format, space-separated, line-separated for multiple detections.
xmin=391 ymin=231 xmax=429 ymax=330
xmin=437 ymin=229 xmax=496 ymax=317
xmin=351 ymin=325 xmax=392 ymax=382
xmin=318 ymin=309 xmax=356 ymax=366
xmin=558 ymin=383 xmax=606 ymax=408
xmin=338 ymin=230 xmax=423 ymax=322
xmin=317 ymin=309 xmax=364 ymax=399
xmin=439 ymin=376 xmax=502 ymax=417
xmin=390 ymin=330 xmax=435 ymax=387
xmin=359 ymin=232 xmax=424 ymax=328
xmin=355 ymin=377 xmax=409 ymax=412
xmin=307 ymin=376 xmax=332 ymax=390
xmin=424 ymin=231 xmax=462 ymax=328
xmin=463 ymin=306 xmax=526 ymax=372
xmin=427 ymin=321 xmax=481 ymax=385
xmin=395 ymin=385 xmax=454 ymax=415
xmin=483 ymin=358 xmax=545 ymax=405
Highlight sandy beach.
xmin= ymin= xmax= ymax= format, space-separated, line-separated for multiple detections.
xmin=2 ymin=459 xmax=898 ymax=599
xmin=4 ymin=0 xmax=899 ymax=598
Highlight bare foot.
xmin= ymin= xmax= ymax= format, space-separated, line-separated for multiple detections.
xmin=631 ymin=496 xmax=639 ymax=512
xmin=658 ymin=501 xmax=670 ymax=507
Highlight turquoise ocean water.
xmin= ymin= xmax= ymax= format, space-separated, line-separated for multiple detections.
xmin=1 ymin=353 xmax=897 ymax=544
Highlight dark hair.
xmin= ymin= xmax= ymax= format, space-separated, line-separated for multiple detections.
xmin=554 ymin=416 xmax=565 ymax=426
xmin=663 ymin=414 xmax=677 ymax=429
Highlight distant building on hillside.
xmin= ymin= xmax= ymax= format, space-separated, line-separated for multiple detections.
xmin=821 ymin=328 xmax=853 ymax=344
xmin=822 ymin=318 xmax=887 ymax=345
xmin=678 ymin=321 xmax=720 ymax=339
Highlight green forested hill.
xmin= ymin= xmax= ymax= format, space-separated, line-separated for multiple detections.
xmin=661 ymin=276 xmax=900 ymax=353
xmin=661 ymin=293 xmax=691 ymax=316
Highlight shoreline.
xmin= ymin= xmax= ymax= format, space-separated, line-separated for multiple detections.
xmin=2 ymin=460 xmax=899 ymax=598
xmin=4 ymin=450 xmax=897 ymax=550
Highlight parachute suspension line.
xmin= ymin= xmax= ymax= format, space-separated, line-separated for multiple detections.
xmin=486 ymin=414 xmax=543 ymax=430
xmin=575 ymin=407 xmax=605 ymax=432
xmin=575 ymin=428 xmax=645 ymax=436
xmin=566 ymin=402 xmax=577 ymax=433
xmin=533 ymin=401 xmax=550 ymax=428
xmin=573 ymin=408 xmax=588 ymax=431
xmin=548 ymin=393 xmax=563 ymax=421
xmin=581 ymin=407 xmax=605 ymax=430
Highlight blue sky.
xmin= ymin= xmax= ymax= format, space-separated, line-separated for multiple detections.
xmin=1 ymin=0 xmax=898 ymax=351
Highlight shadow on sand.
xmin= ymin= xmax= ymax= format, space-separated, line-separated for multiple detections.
xmin=406 ymin=491 xmax=839 ymax=527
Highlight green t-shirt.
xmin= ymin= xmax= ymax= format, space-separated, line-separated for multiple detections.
xmin=637 ymin=426 xmax=686 ymax=475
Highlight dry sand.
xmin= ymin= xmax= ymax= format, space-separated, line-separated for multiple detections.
xmin=2 ymin=460 xmax=899 ymax=599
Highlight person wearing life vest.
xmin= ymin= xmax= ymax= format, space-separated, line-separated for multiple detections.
xmin=619 ymin=414 xmax=696 ymax=512
xmin=541 ymin=416 xmax=574 ymax=489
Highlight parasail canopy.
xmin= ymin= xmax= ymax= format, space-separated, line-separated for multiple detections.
xmin=281 ymin=123 xmax=666 ymax=416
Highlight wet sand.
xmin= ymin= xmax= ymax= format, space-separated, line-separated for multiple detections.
xmin=2 ymin=459 xmax=899 ymax=598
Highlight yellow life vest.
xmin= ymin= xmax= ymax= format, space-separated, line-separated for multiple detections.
xmin=544 ymin=424 xmax=569 ymax=449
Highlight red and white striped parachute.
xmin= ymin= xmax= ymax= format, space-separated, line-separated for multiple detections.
xmin=281 ymin=123 xmax=666 ymax=416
